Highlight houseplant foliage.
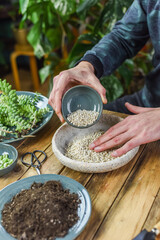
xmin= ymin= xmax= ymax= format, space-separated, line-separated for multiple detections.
xmin=0 ymin=79 xmax=49 ymax=140
xmin=19 ymin=0 xmax=153 ymax=102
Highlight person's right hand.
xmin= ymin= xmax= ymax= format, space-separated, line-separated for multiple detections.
xmin=48 ymin=61 xmax=107 ymax=122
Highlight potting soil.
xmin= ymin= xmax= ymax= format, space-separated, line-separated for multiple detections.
xmin=1 ymin=180 xmax=81 ymax=240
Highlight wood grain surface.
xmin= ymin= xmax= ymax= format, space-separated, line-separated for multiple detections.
xmin=0 ymin=110 xmax=160 ymax=240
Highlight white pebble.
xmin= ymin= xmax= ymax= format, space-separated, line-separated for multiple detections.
xmin=67 ymin=109 xmax=99 ymax=127
xmin=65 ymin=131 xmax=116 ymax=163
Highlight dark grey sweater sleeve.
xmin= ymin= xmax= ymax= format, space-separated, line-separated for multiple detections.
xmin=79 ymin=0 xmax=149 ymax=78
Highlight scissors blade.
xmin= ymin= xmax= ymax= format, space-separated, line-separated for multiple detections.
xmin=35 ymin=167 xmax=41 ymax=175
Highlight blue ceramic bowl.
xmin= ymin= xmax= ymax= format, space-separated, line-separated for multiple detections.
xmin=62 ymin=85 xmax=103 ymax=128
xmin=0 ymin=174 xmax=91 ymax=240
xmin=0 ymin=144 xmax=18 ymax=177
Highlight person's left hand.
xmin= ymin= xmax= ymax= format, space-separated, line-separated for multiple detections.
xmin=89 ymin=102 xmax=160 ymax=157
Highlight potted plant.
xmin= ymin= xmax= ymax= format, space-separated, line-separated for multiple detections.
xmin=8 ymin=0 xmax=32 ymax=47
xmin=19 ymin=0 xmax=153 ymax=100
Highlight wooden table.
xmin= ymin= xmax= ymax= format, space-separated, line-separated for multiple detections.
xmin=0 ymin=110 xmax=160 ymax=240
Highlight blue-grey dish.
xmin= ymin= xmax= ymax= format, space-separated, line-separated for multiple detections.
xmin=0 ymin=91 xmax=54 ymax=143
xmin=0 ymin=174 xmax=91 ymax=240
xmin=0 ymin=143 xmax=18 ymax=177
xmin=62 ymin=85 xmax=103 ymax=128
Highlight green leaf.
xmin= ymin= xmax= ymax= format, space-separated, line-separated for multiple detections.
xmin=19 ymin=0 xmax=29 ymax=14
xmin=39 ymin=53 xmax=60 ymax=83
xmin=125 ymin=59 xmax=135 ymax=70
xmin=51 ymin=0 xmax=76 ymax=16
xmin=39 ymin=65 xmax=53 ymax=84
xmin=94 ymin=2 xmax=113 ymax=33
xmin=94 ymin=0 xmax=133 ymax=33
xmin=118 ymin=64 xmax=133 ymax=88
xmin=78 ymin=33 xmax=99 ymax=45
xmin=41 ymin=35 xmax=52 ymax=54
xmin=46 ymin=5 xmax=58 ymax=26
xmin=19 ymin=13 xmax=27 ymax=29
xmin=26 ymin=3 xmax=48 ymax=23
xmin=77 ymin=0 xmax=99 ymax=18
xmin=45 ymin=52 xmax=60 ymax=63
xmin=27 ymin=21 xmax=45 ymax=58
xmin=100 ymin=75 xmax=124 ymax=102
xmin=68 ymin=42 xmax=95 ymax=64
xmin=27 ymin=21 xmax=41 ymax=48
xmin=46 ymin=28 xmax=62 ymax=50
xmin=68 ymin=33 xmax=98 ymax=63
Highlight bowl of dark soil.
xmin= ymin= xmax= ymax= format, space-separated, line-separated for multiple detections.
xmin=0 ymin=174 xmax=91 ymax=240
xmin=0 ymin=143 xmax=18 ymax=177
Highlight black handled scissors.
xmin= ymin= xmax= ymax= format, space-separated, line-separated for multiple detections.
xmin=21 ymin=150 xmax=47 ymax=175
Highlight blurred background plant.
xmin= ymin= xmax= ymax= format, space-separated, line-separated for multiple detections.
xmin=18 ymin=0 xmax=153 ymax=101
xmin=0 ymin=0 xmax=32 ymax=75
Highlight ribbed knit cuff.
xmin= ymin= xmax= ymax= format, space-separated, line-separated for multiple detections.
xmin=76 ymin=54 xmax=103 ymax=79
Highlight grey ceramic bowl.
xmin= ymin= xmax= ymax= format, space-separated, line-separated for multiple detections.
xmin=0 ymin=144 xmax=18 ymax=177
xmin=61 ymin=85 xmax=103 ymax=128
xmin=52 ymin=113 xmax=139 ymax=173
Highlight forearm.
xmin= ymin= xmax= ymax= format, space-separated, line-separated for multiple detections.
xmin=80 ymin=0 xmax=150 ymax=78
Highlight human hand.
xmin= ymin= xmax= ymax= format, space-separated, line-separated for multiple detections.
xmin=48 ymin=61 xmax=107 ymax=122
xmin=89 ymin=102 xmax=160 ymax=157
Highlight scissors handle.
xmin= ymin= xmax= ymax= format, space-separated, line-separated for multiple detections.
xmin=21 ymin=152 xmax=34 ymax=167
xmin=21 ymin=150 xmax=47 ymax=175
xmin=32 ymin=150 xmax=47 ymax=165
